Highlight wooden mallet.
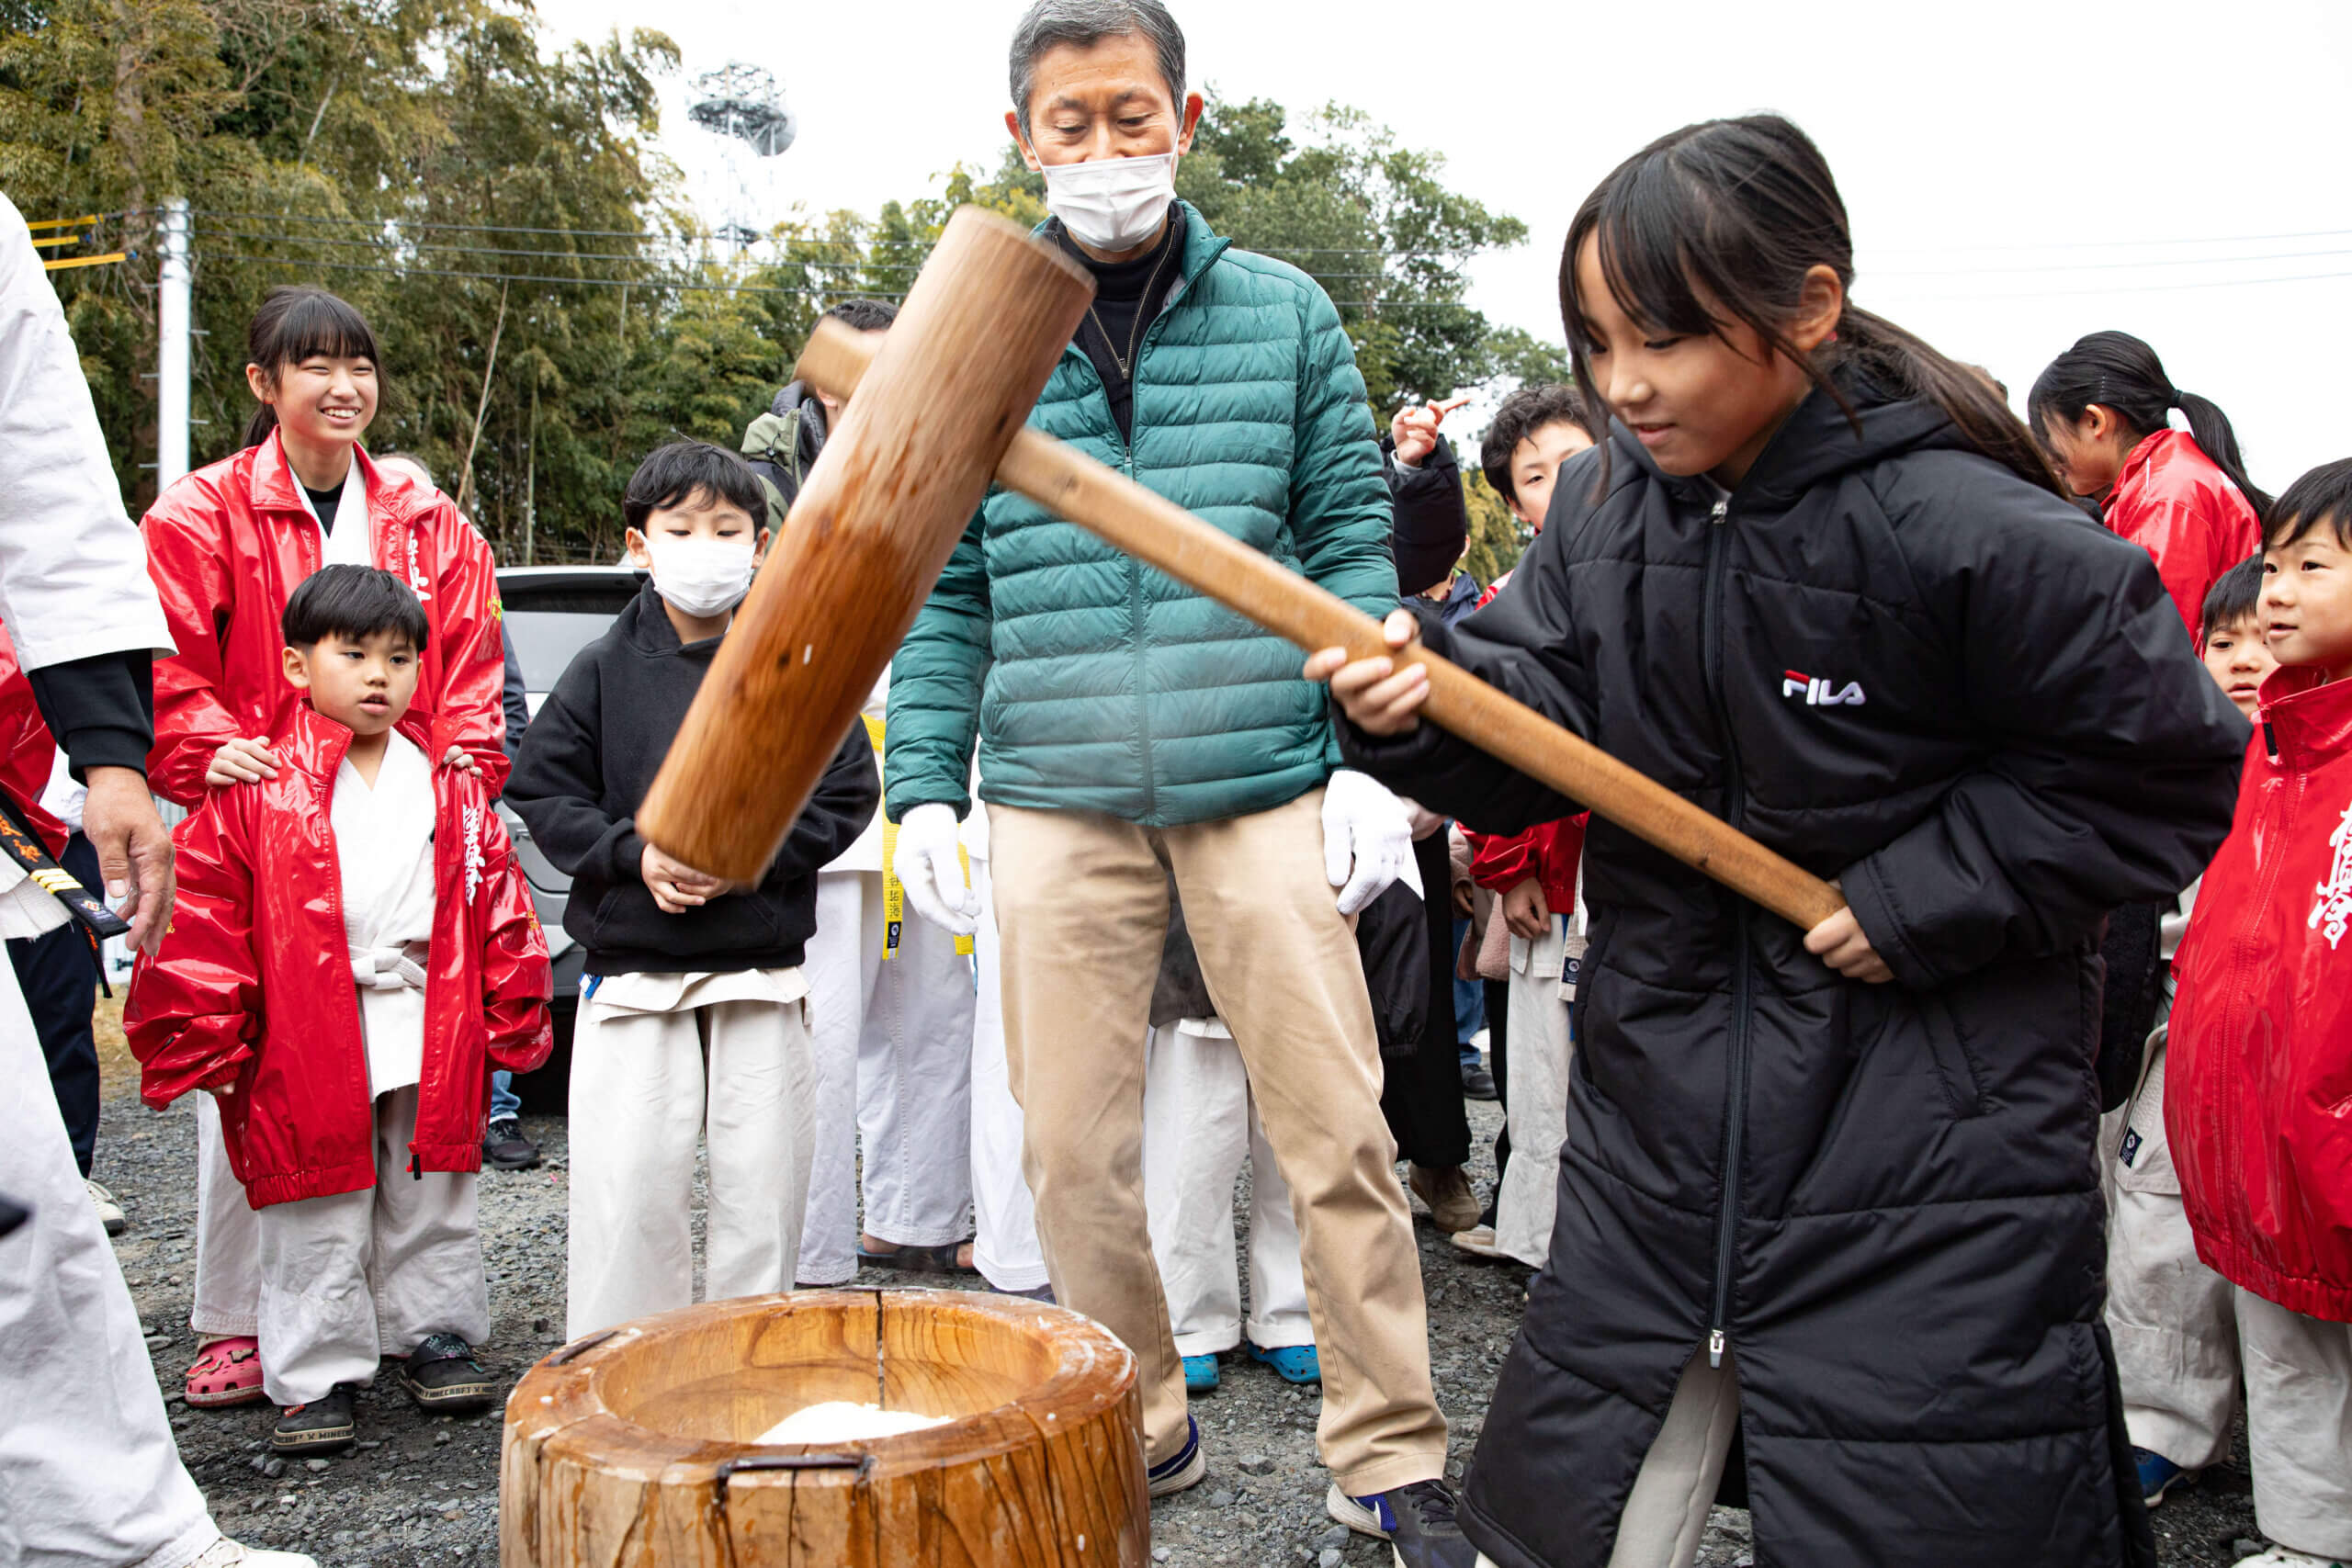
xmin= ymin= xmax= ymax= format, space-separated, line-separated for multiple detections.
xmin=636 ymin=208 xmax=1845 ymax=932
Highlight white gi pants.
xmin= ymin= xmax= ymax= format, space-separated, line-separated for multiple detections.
xmin=1474 ymin=1351 xmax=1740 ymax=1568
xmin=2102 ymin=1029 xmax=2352 ymax=1556
xmin=189 ymin=1097 xmax=261 ymax=1337
xmin=254 ymin=1087 xmax=486 ymax=1406
xmin=0 ymin=953 xmax=220 ymax=1568
xmin=1494 ymin=919 xmax=1573 ymax=1269
xmin=1142 ymin=1020 xmax=1310 ymax=1354
xmin=2105 ymin=1033 xmax=2239 ymax=1470
xmin=797 ymin=869 xmax=976 ymax=1284
xmin=566 ymin=992 xmax=815 ymax=1338
xmin=967 ymin=854 xmax=1046 ymax=1293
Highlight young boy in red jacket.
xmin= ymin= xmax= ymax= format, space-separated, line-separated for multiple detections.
xmin=128 ymin=567 xmax=552 ymax=1457
xmin=2166 ymin=459 xmax=2352 ymax=1568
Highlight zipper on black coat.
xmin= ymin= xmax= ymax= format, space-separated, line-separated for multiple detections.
xmin=1702 ymin=496 xmax=1751 ymax=1369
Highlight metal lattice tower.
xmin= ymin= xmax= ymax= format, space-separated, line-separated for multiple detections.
xmin=686 ymin=63 xmax=797 ymax=256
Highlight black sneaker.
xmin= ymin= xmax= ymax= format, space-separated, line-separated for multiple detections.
xmin=400 ymin=1334 xmax=495 ymax=1415
xmin=1328 ymin=1477 xmax=1479 ymax=1568
xmin=481 ymin=1117 xmax=540 ymax=1170
xmin=272 ymin=1386 xmax=356 ymax=1454
xmin=1461 ymin=1065 xmax=1498 ymax=1100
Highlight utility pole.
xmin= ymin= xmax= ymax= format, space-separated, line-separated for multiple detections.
xmin=156 ymin=198 xmax=190 ymax=489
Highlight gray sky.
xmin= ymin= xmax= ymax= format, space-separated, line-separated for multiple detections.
xmin=546 ymin=0 xmax=2352 ymax=482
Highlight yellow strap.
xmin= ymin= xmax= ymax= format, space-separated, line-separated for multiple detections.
xmin=42 ymin=252 xmax=125 ymax=272
xmin=868 ymin=714 xmax=972 ymax=957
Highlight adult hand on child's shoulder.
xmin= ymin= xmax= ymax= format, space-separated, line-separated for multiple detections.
xmin=1305 ymin=608 xmax=1428 ymax=736
xmin=1804 ymin=905 xmax=1892 ymax=984
xmin=205 ymin=736 xmax=278 ymax=787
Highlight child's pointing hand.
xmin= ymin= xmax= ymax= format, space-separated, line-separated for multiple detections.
xmin=1305 ymin=608 xmax=1430 ymax=737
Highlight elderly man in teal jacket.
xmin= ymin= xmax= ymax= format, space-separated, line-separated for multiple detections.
xmin=883 ymin=4 xmax=1464 ymax=1562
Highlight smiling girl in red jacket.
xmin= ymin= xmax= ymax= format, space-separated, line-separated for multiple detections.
xmin=143 ymin=286 xmax=509 ymax=1411
xmin=128 ymin=568 xmax=550 ymax=1458
xmin=2165 ymin=459 xmax=2352 ymax=1568
xmin=2029 ymin=331 xmax=2267 ymax=641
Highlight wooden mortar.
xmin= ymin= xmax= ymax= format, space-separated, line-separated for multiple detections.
xmin=501 ymin=1289 xmax=1147 ymax=1567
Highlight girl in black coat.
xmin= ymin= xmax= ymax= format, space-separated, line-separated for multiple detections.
xmin=1310 ymin=116 xmax=2246 ymax=1568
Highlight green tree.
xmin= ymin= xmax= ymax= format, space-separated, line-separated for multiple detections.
xmin=1461 ymin=468 xmax=1530 ymax=587
xmin=1179 ymin=95 xmax=1528 ymax=412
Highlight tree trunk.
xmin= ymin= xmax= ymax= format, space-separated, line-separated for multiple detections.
xmin=455 ymin=279 xmax=508 ymax=517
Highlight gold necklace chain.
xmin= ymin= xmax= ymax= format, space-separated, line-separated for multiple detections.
xmin=1085 ymin=232 xmax=1178 ymax=380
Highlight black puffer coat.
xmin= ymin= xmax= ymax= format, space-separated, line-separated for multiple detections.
xmin=1340 ymin=374 xmax=2245 ymax=1568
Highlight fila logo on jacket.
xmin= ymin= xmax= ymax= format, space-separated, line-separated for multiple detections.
xmin=1781 ymin=670 xmax=1866 ymax=707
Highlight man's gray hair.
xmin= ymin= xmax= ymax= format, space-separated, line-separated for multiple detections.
xmin=1008 ymin=0 xmax=1186 ymax=136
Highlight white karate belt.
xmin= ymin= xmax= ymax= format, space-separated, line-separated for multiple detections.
xmin=352 ymin=942 xmax=429 ymax=991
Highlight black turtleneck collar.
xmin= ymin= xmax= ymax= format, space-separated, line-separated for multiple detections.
xmin=1057 ymin=202 xmax=1185 ymax=446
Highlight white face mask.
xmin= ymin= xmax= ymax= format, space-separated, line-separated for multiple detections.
xmin=1041 ymin=152 xmax=1176 ymax=254
xmin=644 ymin=534 xmax=756 ymax=619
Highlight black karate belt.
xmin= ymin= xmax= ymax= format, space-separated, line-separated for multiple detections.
xmin=0 ymin=790 xmax=128 ymax=941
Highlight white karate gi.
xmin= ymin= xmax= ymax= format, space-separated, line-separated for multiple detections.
xmin=1493 ymin=895 xmax=1583 ymax=1269
xmin=253 ymin=734 xmax=485 ymax=1406
xmin=0 ymin=189 xmax=228 ymax=1568
xmin=189 ymin=463 xmax=370 ymax=1345
xmin=1141 ymin=1018 xmax=1310 ymax=1355
xmin=566 ymin=967 xmax=816 ymax=1338
xmin=967 ymin=845 xmax=1047 ymax=1294
xmin=797 ymin=671 xmax=980 ymax=1283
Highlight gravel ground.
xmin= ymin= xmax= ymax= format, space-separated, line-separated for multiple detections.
xmin=87 ymin=1008 xmax=2265 ymax=1567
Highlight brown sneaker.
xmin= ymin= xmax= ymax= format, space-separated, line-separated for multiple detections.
xmin=1408 ymin=1164 xmax=1481 ymax=1235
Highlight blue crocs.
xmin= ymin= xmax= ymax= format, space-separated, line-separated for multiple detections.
xmin=1182 ymin=1353 xmax=1220 ymax=1393
xmin=2134 ymin=1447 xmax=2193 ymax=1506
xmin=1245 ymin=1340 xmax=1321 ymax=1384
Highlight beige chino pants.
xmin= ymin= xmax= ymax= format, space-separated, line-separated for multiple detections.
xmin=990 ymin=791 xmax=1448 ymax=1496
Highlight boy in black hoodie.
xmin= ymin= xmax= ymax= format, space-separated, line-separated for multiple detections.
xmin=507 ymin=441 xmax=877 ymax=1337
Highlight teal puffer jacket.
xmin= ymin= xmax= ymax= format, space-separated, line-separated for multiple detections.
xmin=884 ymin=203 xmax=1398 ymax=828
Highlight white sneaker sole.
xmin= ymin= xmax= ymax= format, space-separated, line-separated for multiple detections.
xmin=1147 ymin=1443 xmax=1204 ymax=1498
xmin=1327 ymin=1482 xmax=1388 ymax=1538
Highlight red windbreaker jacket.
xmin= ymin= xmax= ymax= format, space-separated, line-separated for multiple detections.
xmin=126 ymin=705 xmax=552 ymax=1207
xmin=2104 ymin=429 xmax=2262 ymax=641
xmin=2167 ymin=664 xmax=2352 ymax=1321
xmin=141 ymin=434 xmax=507 ymax=808
xmin=1464 ymin=570 xmax=1587 ymax=912
xmin=0 ymin=623 xmax=64 ymax=854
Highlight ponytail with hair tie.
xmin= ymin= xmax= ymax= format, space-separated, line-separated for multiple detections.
xmin=2029 ymin=332 xmax=2271 ymax=516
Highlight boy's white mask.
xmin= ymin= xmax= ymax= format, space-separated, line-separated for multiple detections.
xmin=1042 ymin=152 xmax=1176 ymax=254
xmin=645 ymin=534 xmax=756 ymax=619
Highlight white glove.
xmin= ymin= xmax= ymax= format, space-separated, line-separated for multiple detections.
xmin=892 ymin=803 xmax=979 ymax=936
xmin=1321 ymin=769 xmax=1412 ymax=916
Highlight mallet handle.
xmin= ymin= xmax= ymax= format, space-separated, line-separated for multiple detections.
xmin=796 ymin=323 xmax=1846 ymax=931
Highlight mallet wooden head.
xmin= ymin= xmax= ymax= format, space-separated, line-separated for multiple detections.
xmin=634 ymin=209 xmax=1091 ymax=883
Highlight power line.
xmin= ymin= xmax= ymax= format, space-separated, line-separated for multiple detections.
xmin=1869 ymin=225 xmax=2352 ymax=257
xmin=1871 ymin=245 xmax=2352 ymax=280
xmin=181 ymin=208 xmax=1464 ymax=257
xmin=194 ymin=250 xmax=893 ymax=298
xmin=190 ymin=247 xmax=1432 ymax=309
xmin=187 ymin=225 xmax=1429 ymax=280
xmin=1871 ymin=267 xmax=2352 ymax=302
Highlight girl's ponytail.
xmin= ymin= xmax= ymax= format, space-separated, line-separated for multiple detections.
xmin=2173 ymin=389 xmax=2270 ymax=516
xmin=1559 ymin=115 xmax=2063 ymax=498
xmin=2027 ymin=331 xmax=2269 ymax=515
xmin=242 ymin=285 xmax=384 ymax=451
